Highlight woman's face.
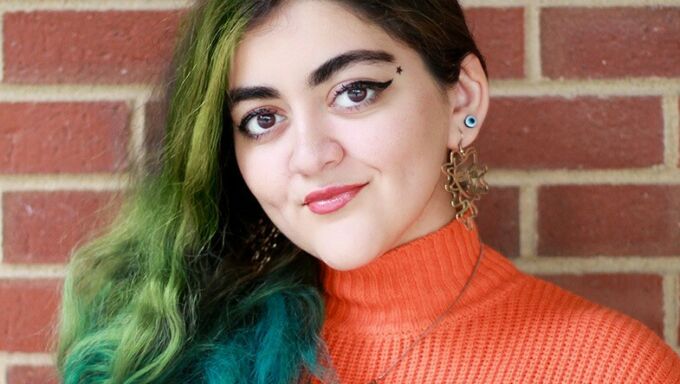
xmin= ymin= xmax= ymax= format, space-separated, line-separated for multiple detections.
xmin=229 ymin=0 xmax=463 ymax=271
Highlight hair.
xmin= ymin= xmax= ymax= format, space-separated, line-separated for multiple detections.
xmin=53 ymin=1 xmax=487 ymax=383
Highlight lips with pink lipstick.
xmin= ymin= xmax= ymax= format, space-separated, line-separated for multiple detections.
xmin=303 ymin=182 xmax=368 ymax=215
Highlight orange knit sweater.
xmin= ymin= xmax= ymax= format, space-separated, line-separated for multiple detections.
xmin=311 ymin=219 xmax=680 ymax=383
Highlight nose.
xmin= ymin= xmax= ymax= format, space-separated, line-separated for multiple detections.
xmin=288 ymin=113 xmax=344 ymax=176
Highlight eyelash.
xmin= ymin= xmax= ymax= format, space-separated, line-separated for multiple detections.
xmin=237 ymin=79 xmax=394 ymax=141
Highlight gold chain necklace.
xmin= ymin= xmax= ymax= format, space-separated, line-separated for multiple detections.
xmin=366 ymin=244 xmax=485 ymax=384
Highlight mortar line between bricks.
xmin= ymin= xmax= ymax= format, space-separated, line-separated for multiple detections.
xmin=487 ymin=169 xmax=680 ymax=186
xmin=0 ymin=0 xmax=192 ymax=12
xmin=0 ymin=12 xmax=5 ymax=84
xmin=514 ymin=257 xmax=680 ymax=274
xmin=0 ymin=84 xmax=153 ymax=101
xmin=129 ymin=97 xmax=147 ymax=177
xmin=2 ymin=352 xmax=54 ymax=366
xmin=662 ymin=274 xmax=679 ymax=351
xmin=460 ymin=0 xmax=528 ymax=6
xmin=0 ymin=265 xmax=66 ymax=279
xmin=518 ymin=185 xmax=537 ymax=258
xmin=0 ymin=363 xmax=6 ymax=384
xmin=663 ymin=94 xmax=680 ymax=168
xmin=525 ymin=2 xmax=541 ymax=81
xmin=463 ymin=0 xmax=680 ymax=5
xmin=0 ymin=190 xmax=4 ymax=264
xmin=489 ymin=79 xmax=680 ymax=96
xmin=536 ymin=0 xmax=680 ymax=6
xmin=0 ymin=174 xmax=128 ymax=191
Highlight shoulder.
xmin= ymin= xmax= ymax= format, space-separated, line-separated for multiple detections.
xmin=510 ymin=273 xmax=680 ymax=383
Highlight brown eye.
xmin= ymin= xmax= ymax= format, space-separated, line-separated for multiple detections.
xmin=257 ymin=114 xmax=276 ymax=129
xmin=348 ymin=88 xmax=367 ymax=102
xmin=238 ymin=107 xmax=286 ymax=139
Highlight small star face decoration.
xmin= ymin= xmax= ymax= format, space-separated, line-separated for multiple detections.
xmin=396 ymin=66 xmax=403 ymax=74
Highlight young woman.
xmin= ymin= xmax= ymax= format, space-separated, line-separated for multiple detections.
xmin=55 ymin=1 xmax=680 ymax=383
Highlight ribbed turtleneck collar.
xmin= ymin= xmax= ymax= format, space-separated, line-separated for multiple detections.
xmin=320 ymin=219 xmax=488 ymax=332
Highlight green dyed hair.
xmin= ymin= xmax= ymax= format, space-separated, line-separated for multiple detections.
xmin=54 ymin=0 xmax=486 ymax=383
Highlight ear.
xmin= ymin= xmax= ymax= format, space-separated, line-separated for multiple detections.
xmin=445 ymin=53 xmax=489 ymax=150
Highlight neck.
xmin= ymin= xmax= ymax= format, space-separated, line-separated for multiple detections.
xmin=320 ymin=219 xmax=484 ymax=332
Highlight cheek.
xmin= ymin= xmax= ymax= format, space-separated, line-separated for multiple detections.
xmin=354 ymin=98 xmax=445 ymax=168
xmin=338 ymin=103 xmax=424 ymax=160
xmin=234 ymin=143 xmax=286 ymax=208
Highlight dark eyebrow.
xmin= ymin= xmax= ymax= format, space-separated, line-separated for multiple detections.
xmin=227 ymin=87 xmax=281 ymax=108
xmin=307 ymin=49 xmax=395 ymax=87
xmin=227 ymin=49 xmax=395 ymax=109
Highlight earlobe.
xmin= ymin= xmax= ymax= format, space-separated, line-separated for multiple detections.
xmin=446 ymin=53 xmax=489 ymax=150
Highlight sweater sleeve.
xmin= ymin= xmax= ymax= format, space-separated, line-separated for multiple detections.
xmin=586 ymin=307 xmax=680 ymax=383
xmin=626 ymin=321 xmax=680 ymax=383
xmin=525 ymin=276 xmax=680 ymax=383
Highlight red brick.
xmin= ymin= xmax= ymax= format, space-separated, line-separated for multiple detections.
xmin=7 ymin=365 xmax=58 ymax=384
xmin=4 ymin=11 xmax=183 ymax=84
xmin=0 ymin=279 xmax=62 ymax=352
xmin=0 ymin=102 xmax=130 ymax=173
xmin=541 ymin=7 xmax=680 ymax=78
xmin=538 ymin=185 xmax=680 ymax=256
xmin=477 ymin=96 xmax=663 ymax=169
xmin=537 ymin=273 xmax=663 ymax=338
xmin=4 ymin=191 xmax=121 ymax=264
xmin=476 ymin=187 xmax=520 ymax=258
xmin=677 ymin=275 xmax=680 ymax=346
xmin=465 ymin=7 xmax=524 ymax=79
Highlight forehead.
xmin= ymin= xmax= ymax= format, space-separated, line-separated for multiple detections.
xmin=229 ymin=1 xmax=402 ymax=87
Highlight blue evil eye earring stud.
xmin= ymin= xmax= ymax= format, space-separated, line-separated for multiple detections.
xmin=464 ymin=114 xmax=477 ymax=128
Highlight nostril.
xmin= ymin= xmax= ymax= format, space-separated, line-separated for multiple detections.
xmin=289 ymin=134 xmax=344 ymax=175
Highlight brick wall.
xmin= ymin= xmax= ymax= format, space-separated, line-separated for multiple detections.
xmin=0 ymin=0 xmax=677 ymax=382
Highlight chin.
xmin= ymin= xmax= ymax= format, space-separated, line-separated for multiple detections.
xmin=316 ymin=244 xmax=381 ymax=271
